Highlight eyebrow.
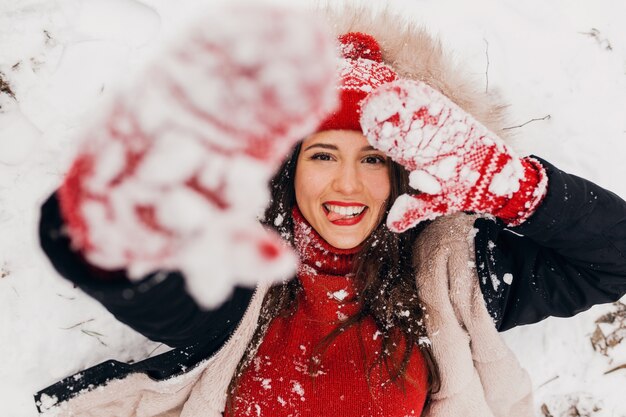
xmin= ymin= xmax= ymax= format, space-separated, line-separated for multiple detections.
xmin=303 ymin=143 xmax=379 ymax=152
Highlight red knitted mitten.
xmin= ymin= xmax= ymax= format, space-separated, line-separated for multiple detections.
xmin=58 ymin=4 xmax=338 ymax=307
xmin=360 ymin=79 xmax=548 ymax=233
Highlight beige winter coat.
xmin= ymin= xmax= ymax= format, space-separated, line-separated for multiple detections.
xmin=39 ymin=214 xmax=534 ymax=417
xmin=38 ymin=6 xmax=535 ymax=417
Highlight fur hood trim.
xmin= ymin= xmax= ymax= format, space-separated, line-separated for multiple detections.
xmin=319 ymin=5 xmax=512 ymax=138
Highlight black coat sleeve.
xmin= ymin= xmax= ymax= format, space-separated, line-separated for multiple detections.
xmin=39 ymin=193 xmax=254 ymax=349
xmin=475 ymin=157 xmax=626 ymax=332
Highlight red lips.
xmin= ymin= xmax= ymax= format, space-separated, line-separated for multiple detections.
xmin=323 ymin=201 xmax=368 ymax=226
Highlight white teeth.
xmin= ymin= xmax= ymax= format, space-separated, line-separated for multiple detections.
xmin=324 ymin=204 xmax=366 ymax=216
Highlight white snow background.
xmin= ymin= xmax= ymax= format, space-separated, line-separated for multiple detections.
xmin=1 ymin=0 xmax=625 ymax=416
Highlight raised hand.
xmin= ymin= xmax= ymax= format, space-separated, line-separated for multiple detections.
xmin=360 ymin=79 xmax=547 ymax=233
xmin=58 ymin=3 xmax=338 ymax=308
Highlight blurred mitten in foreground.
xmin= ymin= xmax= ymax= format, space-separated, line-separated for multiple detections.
xmin=58 ymin=3 xmax=338 ymax=308
xmin=360 ymin=79 xmax=548 ymax=232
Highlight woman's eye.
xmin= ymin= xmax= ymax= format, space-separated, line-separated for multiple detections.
xmin=363 ymin=155 xmax=387 ymax=165
xmin=311 ymin=153 xmax=333 ymax=161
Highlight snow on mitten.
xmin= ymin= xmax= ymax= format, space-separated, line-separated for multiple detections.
xmin=360 ymin=79 xmax=548 ymax=233
xmin=58 ymin=3 xmax=338 ymax=308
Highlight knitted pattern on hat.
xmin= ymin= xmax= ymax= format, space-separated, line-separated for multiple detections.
xmin=226 ymin=206 xmax=428 ymax=417
xmin=317 ymin=32 xmax=397 ymax=132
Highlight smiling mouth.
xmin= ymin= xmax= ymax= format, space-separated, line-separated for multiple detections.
xmin=322 ymin=203 xmax=368 ymax=223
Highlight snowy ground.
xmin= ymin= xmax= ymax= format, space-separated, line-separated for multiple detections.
xmin=1 ymin=0 xmax=625 ymax=416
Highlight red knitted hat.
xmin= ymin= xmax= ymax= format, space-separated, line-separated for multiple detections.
xmin=317 ymin=32 xmax=398 ymax=132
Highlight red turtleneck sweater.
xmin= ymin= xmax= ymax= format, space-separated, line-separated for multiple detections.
xmin=227 ymin=208 xmax=428 ymax=416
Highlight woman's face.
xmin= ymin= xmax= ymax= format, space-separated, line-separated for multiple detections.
xmin=295 ymin=130 xmax=391 ymax=249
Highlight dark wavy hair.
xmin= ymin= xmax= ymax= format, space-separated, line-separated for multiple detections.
xmin=226 ymin=142 xmax=440 ymax=412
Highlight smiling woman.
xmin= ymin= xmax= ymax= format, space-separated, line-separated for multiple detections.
xmin=226 ymin=124 xmax=432 ymax=416
xmin=295 ymin=130 xmax=391 ymax=249
xmin=34 ymin=4 xmax=626 ymax=417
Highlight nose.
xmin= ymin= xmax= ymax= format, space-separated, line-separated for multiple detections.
xmin=332 ymin=161 xmax=363 ymax=195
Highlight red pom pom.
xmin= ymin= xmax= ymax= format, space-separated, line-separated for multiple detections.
xmin=338 ymin=32 xmax=383 ymax=62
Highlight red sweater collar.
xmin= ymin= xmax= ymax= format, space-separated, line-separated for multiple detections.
xmin=291 ymin=206 xmax=363 ymax=322
xmin=291 ymin=206 xmax=360 ymax=277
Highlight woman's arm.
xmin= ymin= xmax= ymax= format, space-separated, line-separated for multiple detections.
xmin=357 ymin=78 xmax=626 ymax=331
xmin=475 ymin=157 xmax=626 ymax=331
xmin=40 ymin=193 xmax=254 ymax=349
